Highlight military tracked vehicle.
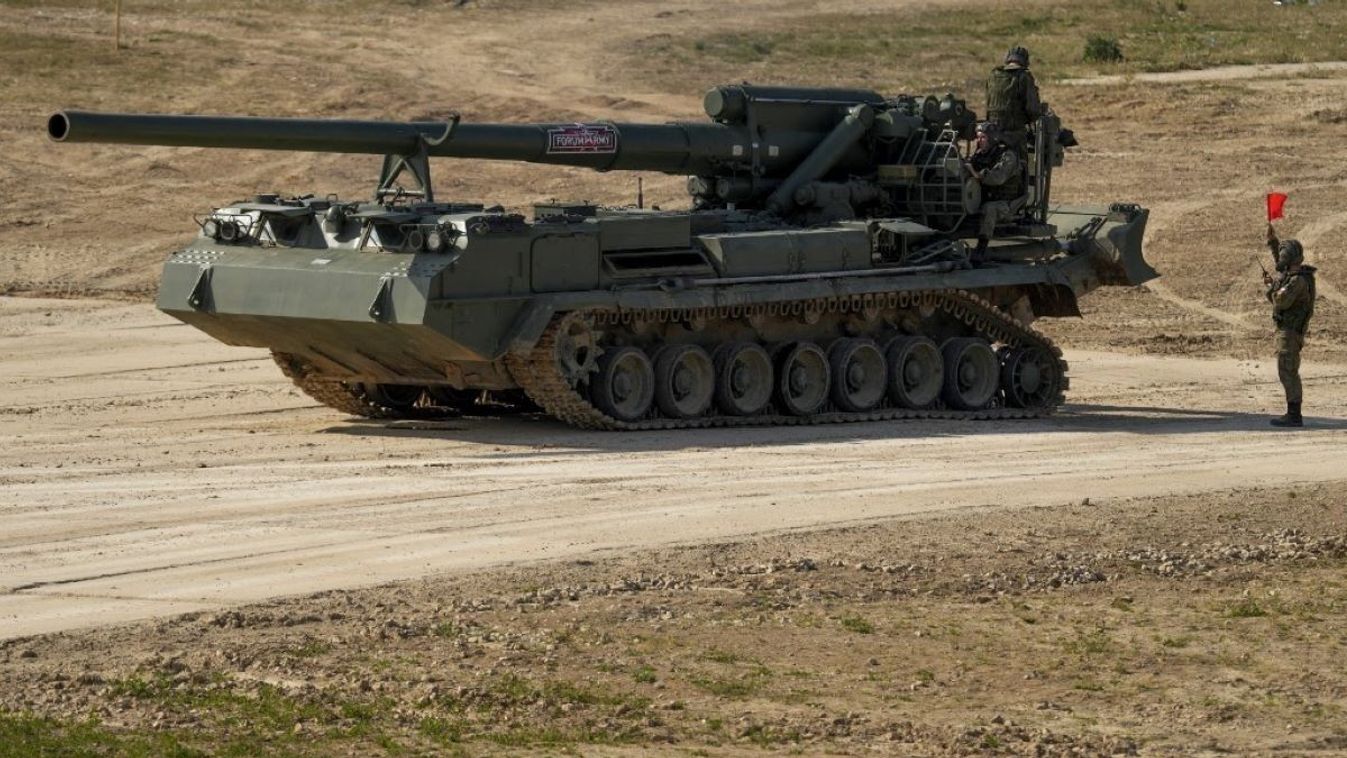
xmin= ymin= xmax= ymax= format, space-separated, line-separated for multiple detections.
xmin=48 ymin=84 xmax=1155 ymax=430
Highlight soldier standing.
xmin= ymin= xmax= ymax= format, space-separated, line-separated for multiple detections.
xmin=965 ymin=121 xmax=1022 ymax=263
xmin=1263 ymin=224 xmax=1316 ymax=427
xmin=986 ymin=45 xmax=1042 ymax=153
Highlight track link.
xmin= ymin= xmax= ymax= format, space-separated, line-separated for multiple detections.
xmin=271 ymin=352 xmax=415 ymax=419
xmin=504 ymin=289 xmax=1068 ymax=431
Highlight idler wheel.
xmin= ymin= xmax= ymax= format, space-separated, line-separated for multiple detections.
xmin=828 ymin=338 xmax=887 ymax=412
xmin=940 ymin=338 xmax=999 ymax=410
xmin=884 ymin=336 xmax=943 ymax=409
xmin=776 ymin=341 xmax=830 ymax=417
xmin=360 ymin=383 xmax=425 ymax=412
xmin=713 ymin=342 xmax=773 ymax=416
xmin=653 ymin=344 xmax=715 ymax=419
xmin=591 ymin=346 xmax=654 ymax=422
xmin=1000 ymin=346 xmax=1060 ymax=408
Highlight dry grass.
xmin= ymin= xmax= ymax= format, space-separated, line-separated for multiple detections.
xmin=628 ymin=0 xmax=1347 ymax=94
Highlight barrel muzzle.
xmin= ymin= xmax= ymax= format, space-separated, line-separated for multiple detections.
xmin=47 ymin=112 xmax=72 ymax=142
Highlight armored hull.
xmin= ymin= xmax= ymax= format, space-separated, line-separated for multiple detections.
xmin=50 ymin=84 xmax=1155 ymax=429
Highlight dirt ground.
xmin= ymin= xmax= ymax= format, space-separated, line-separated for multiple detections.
xmin=4 ymin=0 xmax=1347 ymax=755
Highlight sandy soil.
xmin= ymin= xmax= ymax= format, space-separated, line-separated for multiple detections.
xmin=4 ymin=295 xmax=1347 ymax=644
xmin=3 ymin=0 xmax=1347 ymax=754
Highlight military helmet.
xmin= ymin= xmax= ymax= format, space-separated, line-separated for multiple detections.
xmin=1005 ymin=45 xmax=1030 ymax=68
xmin=1277 ymin=239 xmax=1304 ymax=272
xmin=976 ymin=121 xmax=1002 ymax=141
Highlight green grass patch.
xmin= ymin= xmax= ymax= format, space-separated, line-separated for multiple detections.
xmin=690 ymin=664 xmax=774 ymax=698
xmin=0 ymin=710 xmax=202 ymax=758
xmin=741 ymin=721 xmax=804 ymax=746
xmin=1226 ymin=598 xmax=1269 ymax=618
xmin=106 ymin=673 xmax=327 ymax=739
xmin=418 ymin=716 xmax=465 ymax=744
xmin=484 ymin=723 xmax=644 ymax=748
xmin=1084 ymin=35 xmax=1126 ymax=64
xmin=1063 ymin=627 xmax=1114 ymax=656
xmin=413 ymin=673 xmax=654 ymax=748
xmin=435 ymin=672 xmax=650 ymax=716
xmin=839 ymin=615 xmax=876 ymax=634
xmin=432 ymin=620 xmax=462 ymax=638
xmin=700 ymin=647 xmax=742 ymax=664
xmin=287 ymin=639 xmax=332 ymax=658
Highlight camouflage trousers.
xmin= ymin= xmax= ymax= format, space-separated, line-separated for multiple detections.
xmin=979 ymin=196 xmax=1026 ymax=239
xmin=1276 ymin=328 xmax=1304 ymax=404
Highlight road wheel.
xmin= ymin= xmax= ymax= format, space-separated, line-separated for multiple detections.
xmin=940 ymin=338 xmax=999 ymax=410
xmin=590 ymin=346 xmax=655 ymax=422
xmin=653 ymin=344 xmax=715 ymax=419
xmin=713 ymin=342 xmax=773 ymax=416
xmin=1000 ymin=346 xmax=1060 ymax=408
xmin=828 ymin=338 xmax=887 ymax=412
xmin=776 ymin=341 xmax=830 ymax=416
xmin=884 ymin=336 xmax=943 ymax=409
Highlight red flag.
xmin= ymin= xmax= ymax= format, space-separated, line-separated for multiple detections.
xmin=1267 ymin=192 xmax=1289 ymax=221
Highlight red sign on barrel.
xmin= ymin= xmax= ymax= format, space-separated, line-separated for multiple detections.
xmin=546 ymin=124 xmax=619 ymax=155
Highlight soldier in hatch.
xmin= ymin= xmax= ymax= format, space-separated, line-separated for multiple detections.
xmin=965 ymin=121 xmax=1021 ymax=263
xmin=1263 ymin=224 xmax=1317 ymax=427
xmin=986 ymin=45 xmax=1042 ymax=152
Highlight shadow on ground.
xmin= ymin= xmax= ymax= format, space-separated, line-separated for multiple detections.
xmin=317 ymin=402 xmax=1347 ymax=455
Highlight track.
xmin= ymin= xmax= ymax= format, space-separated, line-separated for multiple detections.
xmin=505 ymin=289 xmax=1065 ymax=430
xmin=3 ymin=296 xmax=1347 ymax=640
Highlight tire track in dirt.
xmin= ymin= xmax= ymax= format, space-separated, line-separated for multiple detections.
xmin=1136 ymin=183 xmax=1347 ymax=325
xmin=418 ymin=0 xmax=1011 ymax=122
xmin=1139 ymin=196 xmax=1259 ymax=330
xmin=4 ymin=300 xmax=1347 ymax=638
xmin=1064 ymin=61 xmax=1347 ymax=314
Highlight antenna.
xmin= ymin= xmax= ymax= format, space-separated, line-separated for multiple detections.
xmin=637 ymin=177 xmax=644 ymax=209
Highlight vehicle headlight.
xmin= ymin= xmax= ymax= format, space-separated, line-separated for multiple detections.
xmin=425 ymin=227 xmax=445 ymax=253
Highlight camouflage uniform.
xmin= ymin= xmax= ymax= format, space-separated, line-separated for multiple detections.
xmin=986 ymin=56 xmax=1042 ymax=152
xmin=969 ymin=141 xmax=1023 ymax=239
xmin=1265 ymin=234 xmax=1316 ymax=426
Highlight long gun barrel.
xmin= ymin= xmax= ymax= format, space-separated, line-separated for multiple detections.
xmin=49 ymin=85 xmax=898 ymax=178
xmin=49 ymin=84 xmax=990 ymax=223
xmin=48 ymin=109 xmax=746 ymax=175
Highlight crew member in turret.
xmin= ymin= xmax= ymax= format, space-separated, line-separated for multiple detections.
xmin=986 ymin=45 xmax=1042 ymax=153
xmin=1263 ymin=224 xmax=1317 ymax=427
xmin=965 ymin=121 xmax=1022 ymax=263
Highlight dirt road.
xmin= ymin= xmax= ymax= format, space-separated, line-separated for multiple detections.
xmin=4 ymin=295 xmax=1345 ymax=639
xmin=6 ymin=3 xmax=1347 ymax=752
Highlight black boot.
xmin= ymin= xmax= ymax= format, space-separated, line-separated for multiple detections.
xmin=1270 ymin=401 xmax=1303 ymax=428
xmin=971 ymin=236 xmax=989 ymax=265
